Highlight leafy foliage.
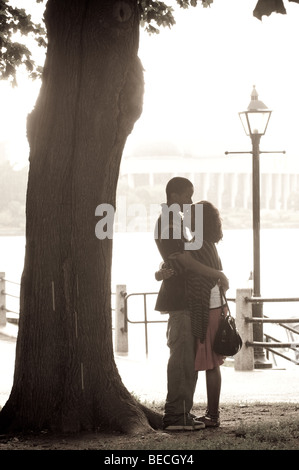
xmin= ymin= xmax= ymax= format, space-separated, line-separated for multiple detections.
xmin=138 ymin=0 xmax=213 ymax=34
xmin=253 ymin=0 xmax=299 ymax=20
xmin=0 ymin=0 xmax=212 ymax=84
xmin=0 ymin=0 xmax=298 ymax=84
xmin=0 ymin=0 xmax=46 ymax=85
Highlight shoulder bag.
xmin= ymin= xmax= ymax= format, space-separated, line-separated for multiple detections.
xmin=213 ymin=286 xmax=243 ymax=356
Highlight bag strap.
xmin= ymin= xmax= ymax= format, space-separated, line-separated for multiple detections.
xmin=219 ymin=284 xmax=231 ymax=317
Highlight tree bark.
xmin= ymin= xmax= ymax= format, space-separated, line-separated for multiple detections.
xmin=0 ymin=0 xmax=157 ymax=434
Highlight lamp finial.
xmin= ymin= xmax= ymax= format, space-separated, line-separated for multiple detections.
xmin=248 ymin=86 xmax=267 ymax=111
xmin=251 ymin=85 xmax=258 ymax=101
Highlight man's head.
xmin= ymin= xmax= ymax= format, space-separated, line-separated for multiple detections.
xmin=166 ymin=177 xmax=194 ymax=209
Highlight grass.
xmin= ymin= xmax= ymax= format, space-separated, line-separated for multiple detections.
xmin=0 ymin=402 xmax=298 ymax=451
xmin=109 ymin=401 xmax=299 ymax=451
xmin=111 ymin=416 xmax=299 ymax=450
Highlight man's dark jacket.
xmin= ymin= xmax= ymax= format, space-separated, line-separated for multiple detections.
xmin=154 ymin=211 xmax=188 ymax=312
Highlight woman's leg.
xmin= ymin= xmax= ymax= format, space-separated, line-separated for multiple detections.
xmin=206 ymin=366 xmax=221 ymax=418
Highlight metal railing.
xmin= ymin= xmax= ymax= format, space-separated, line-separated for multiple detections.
xmin=243 ymin=295 xmax=299 ymax=366
xmin=124 ymin=292 xmax=167 ymax=355
xmin=0 ymin=274 xmax=20 ymax=326
xmin=122 ymin=290 xmax=299 ymax=367
xmin=123 ymin=291 xmax=238 ymax=356
xmin=1 ymin=275 xmax=299 ymax=369
xmin=234 ymin=289 xmax=299 ymax=370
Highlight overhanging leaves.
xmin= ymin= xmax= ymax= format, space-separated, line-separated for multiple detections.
xmin=138 ymin=0 xmax=213 ymax=34
xmin=0 ymin=0 xmax=46 ymax=85
xmin=0 ymin=0 xmax=299 ymax=84
xmin=253 ymin=0 xmax=299 ymax=20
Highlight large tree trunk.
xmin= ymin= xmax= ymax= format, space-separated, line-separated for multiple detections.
xmin=0 ymin=0 xmax=159 ymax=434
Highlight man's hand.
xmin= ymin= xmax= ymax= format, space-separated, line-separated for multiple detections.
xmin=155 ymin=267 xmax=176 ymax=281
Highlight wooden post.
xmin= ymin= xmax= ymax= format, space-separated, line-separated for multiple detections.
xmin=0 ymin=272 xmax=6 ymax=327
xmin=115 ymin=284 xmax=128 ymax=354
xmin=234 ymin=288 xmax=254 ymax=371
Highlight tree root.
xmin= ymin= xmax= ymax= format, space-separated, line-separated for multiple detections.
xmin=139 ymin=403 xmax=163 ymax=430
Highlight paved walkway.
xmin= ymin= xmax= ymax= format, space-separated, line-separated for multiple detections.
xmin=116 ymin=355 xmax=299 ymax=405
xmin=1 ymin=324 xmax=298 ymax=408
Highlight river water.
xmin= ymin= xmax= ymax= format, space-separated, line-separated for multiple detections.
xmin=2 ymin=228 xmax=299 ymax=296
xmin=1 ymin=229 xmax=299 ymax=362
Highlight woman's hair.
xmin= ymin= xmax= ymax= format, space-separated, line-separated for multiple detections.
xmin=191 ymin=200 xmax=223 ymax=243
xmin=166 ymin=177 xmax=193 ymax=202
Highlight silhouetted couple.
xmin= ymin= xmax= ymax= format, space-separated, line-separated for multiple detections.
xmin=155 ymin=177 xmax=229 ymax=431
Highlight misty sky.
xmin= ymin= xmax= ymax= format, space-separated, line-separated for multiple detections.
xmin=1 ymin=0 xmax=299 ymax=168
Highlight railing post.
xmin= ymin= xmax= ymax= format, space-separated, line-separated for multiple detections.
xmin=0 ymin=273 xmax=6 ymax=327
xmin=234 ymin=288 xmax=254 ymax=371
xmin=115 ymin=284 xmax=128 ymax=354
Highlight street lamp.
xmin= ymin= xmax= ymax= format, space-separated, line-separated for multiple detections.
xmin=239 ymin=86 xmax=272 ymax=137
xmin=239 ymin=86 xmax=272 ymax=368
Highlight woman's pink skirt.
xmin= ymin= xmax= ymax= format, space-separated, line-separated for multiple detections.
xmin=194 ymin=306 xmax=228 ymax=371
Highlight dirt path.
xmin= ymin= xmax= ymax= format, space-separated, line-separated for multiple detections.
xmin=0 ymin=402 xmax=298 ymax=451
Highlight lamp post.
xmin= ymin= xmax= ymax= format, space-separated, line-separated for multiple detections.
xmin=239 ymin=86 xmax=272 ymax=368
xmin=226 ymin=86 xmax=285 ymax=367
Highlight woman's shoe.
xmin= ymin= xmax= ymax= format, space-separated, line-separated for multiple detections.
xmin=198 ymin=410 xmax=220 ymax=428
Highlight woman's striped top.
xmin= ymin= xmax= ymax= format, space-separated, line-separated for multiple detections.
xmin=187 ymin=241 xmax=222 ymax=343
